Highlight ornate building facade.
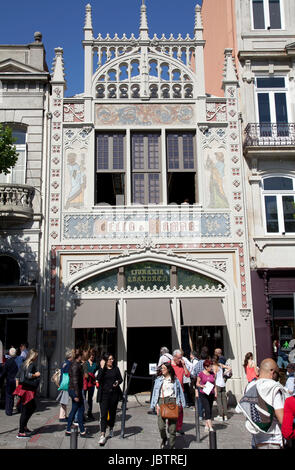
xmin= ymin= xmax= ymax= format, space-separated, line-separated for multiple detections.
xmin=42 ymin=2 xmax=255 ymax=397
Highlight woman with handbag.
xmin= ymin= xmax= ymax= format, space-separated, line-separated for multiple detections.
xmin=96 ymin=353 xmax=123 ymax=446
xmin=56 ymin=348 xmax=73 ymax=422
xmin=13 ymin=349 xmax=40 ymax=439
xmin=150 ymin=362 xmax=186 ymax=449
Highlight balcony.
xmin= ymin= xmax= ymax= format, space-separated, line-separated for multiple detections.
xmin=244 ymin=123 xmax=295 ymax=157
xmin=0 ymin=183 xmax=35 ymax=227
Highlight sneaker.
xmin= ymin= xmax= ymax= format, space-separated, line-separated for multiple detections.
xmin=109 ymin=428 xmax=114 ymax=438
xmin=99 ymin=435 xmax=106 ymax=446
xmin=73 ymin=421 xmax=79 ymax=427
xmin=80 ymin=430 xmax=87 ymax=438
xmin=214 ymin=415 xmax=223 ymax=422
xmin=16 ymin=432 xmax=30 ymax=439
xmin=176 ymin=430 xmax=185 ymax=435
xmin=224 ymin=416 xmax=228 ymax=421
xmin=160 ymin=438 xmax=168 ymax=449
xmin=59 ymin=418 xmax=68 ymax=423
xmin=65 ymin=430 xmax=72 ymax=437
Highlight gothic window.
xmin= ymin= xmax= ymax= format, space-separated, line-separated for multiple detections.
xmin=131 ymin=133 xmax=161 ymax=205
xmin=252 ymin=0 xmax=282 ymax=30
xmin=95 ymin=133 xmax=125 ymax=205
xmin=166 ymin=132 xmax=197 ymax=205
xmin=0 ymin=256 xmax=20 ymax=286
xmin=262 ymin=176 xmax=295 ymax=234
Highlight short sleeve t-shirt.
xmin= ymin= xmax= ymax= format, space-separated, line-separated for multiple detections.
xmin=249 ymin=386 xmax=285 ymax=447
xmin=198 ymin=371 xmax=215 ymax=395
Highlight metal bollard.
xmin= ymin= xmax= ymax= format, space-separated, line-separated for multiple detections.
xmin=70 ymin=426 xmax=78 ymax=449
xmin=194 ymin=396 xmax=201 ymax=443
xmin=209 ymin=430 xmax=217 ymax=449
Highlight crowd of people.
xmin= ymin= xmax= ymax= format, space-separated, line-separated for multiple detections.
xmin=0 ymin=339 xmax=294 ymax=449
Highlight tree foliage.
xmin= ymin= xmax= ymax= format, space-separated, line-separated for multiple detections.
xmin=0 ymin=124 xmax=18 ymax=175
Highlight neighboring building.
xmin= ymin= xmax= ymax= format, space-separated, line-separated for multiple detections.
xmin=44 ymin=2 xmax=255 ymax=397
xmin=0 ymin=33 xmax=50 ymax=365
xmin=203 ymin=0 xmax=295 ymax=363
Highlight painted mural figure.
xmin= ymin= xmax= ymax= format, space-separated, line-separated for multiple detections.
xmin=206 ymin=151 xmax=229 ymax=208
xmin=65 ymin=152 xmax=86 ymax=209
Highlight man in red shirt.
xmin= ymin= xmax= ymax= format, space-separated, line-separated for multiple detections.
xmin=171 ymin=349 xmax=190 ymax=434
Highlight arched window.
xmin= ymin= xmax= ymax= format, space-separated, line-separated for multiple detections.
xmin=262 ymin=176 xmax=295 ymax=233
xmin=0 ymin=126 xmax=27 ymax=185
xmin=0 ymin=256 xmax=20 ymax=286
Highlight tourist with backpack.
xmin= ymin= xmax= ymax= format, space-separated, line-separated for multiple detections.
xmin=237 ymin=358 xmax=287 ymax=449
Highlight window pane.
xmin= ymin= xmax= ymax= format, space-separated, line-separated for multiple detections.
xmin=265 ymin=196 xmax=279 ymax=232
xmin=183 ymin=134 xmax=195 ymax=169
xmin=113 ymin=134 xmax=124 ymax=170
xmin=132 ymin=173 xmax=145 ymax=204
xmin=12 ymin=129 xmax=26 ymax=145
xmin=10 ymin=149 xmax=26 ymax=184
xmin=253 ymin=0 xmax=265 ymax=29
xmin=167 ymin=134 xmax=179 ymax=169
xmin=263 ymin=177 xmax=293 ymax=190
xmin=256 ymin=77 xmax=285 ymax=88
xmin=282 ymin=196 xmax=295 ymax=232
xmin=258 ymin=93 xmax=271 ymax=136
xmin=269 ymin=0 xmax=281 ymax=29
xmin=96 ymin=135 xmax=109 ymax=170
xmin=148 ymin=134 xmax=160 ymax=170
xmin=132 ymin=134 xmax=144 ymax=170
xmin=148 ymin=174 xmax=160 ymax=204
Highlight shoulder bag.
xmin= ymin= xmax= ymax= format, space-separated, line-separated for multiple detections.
xmin=159 ymin=382 xmax=179 ymax=420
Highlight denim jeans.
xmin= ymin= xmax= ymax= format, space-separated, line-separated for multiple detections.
xmin=67 ymin=390 xmax=85 ymax=433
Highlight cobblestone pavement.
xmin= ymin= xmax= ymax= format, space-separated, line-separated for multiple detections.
xmin=0 ymin=394 xmax=252 ymax=450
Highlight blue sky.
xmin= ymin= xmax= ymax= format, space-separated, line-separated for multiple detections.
xmin=0 ymin=0 xmax=202 ymax=97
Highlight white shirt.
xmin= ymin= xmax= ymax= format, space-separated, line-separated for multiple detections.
xmin=245 ymin=380 xmax=285 ymax=447
xmin=215 ymin=367 xmax=225 ymax=388
xmin=162 ymin=377 xmax=175 ymax=398
xmin=158 ymin=353 xmax=173 ymax=367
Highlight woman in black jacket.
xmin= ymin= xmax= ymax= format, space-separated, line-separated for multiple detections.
xmin=66 ymin=350 xmax=86 ymax=437
xmin=13 ymin=349 xmax=40 ymax=438
xmin=96 ymin=353 xmax=123 ymax=446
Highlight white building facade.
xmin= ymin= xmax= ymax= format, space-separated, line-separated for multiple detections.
xmin=44 ymin=3 xmax=256 ymax=397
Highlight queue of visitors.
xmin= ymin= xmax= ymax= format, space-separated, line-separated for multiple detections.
xmin=1 ymin=340 xmax=294 ymax=449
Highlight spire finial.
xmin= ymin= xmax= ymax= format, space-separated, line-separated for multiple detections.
xmin=222 ymin=48 xmax=238 ymax=86
xmin=140 ymin=0 xmax=149 ymax=40
xmin=84 ymin=3 xmax=93 ymax=40
xmin=194 ymin=3 xmax=203 ymax=39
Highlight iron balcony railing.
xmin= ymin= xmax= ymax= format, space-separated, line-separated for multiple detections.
xmin=244 ymin=123 xmax=295 ymax=147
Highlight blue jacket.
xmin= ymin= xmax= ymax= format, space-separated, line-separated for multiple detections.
xmin=150 ymin=376 xmax=186 ymax=409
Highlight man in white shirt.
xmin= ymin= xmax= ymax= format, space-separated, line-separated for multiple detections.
xmin=242 ymin=359 xmax=287 ymax=449
xmin=158 ymin=347 xmax=173 ymax=367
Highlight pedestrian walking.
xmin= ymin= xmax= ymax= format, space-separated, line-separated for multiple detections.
xmin=157 ymin=346 xmax=173 ymax=367
xmin=66 ymin=350 xmax=87 ymax=437
xmin=243 ymin=352 xmax=259 ymax=383
xmin=150 ymin=362 xmax=186 ymax=449
xmin=83 ymin=349 xmax=97 ymax=420
xmin=212 ymin=355 xmax=231 ymax=422
xmin=196 ymin=359 xmax=217 ymax=432
xmin=96 ymin=353 xmax=123 ymax=446
xmin=214 ymin=348 xmax=226 ymax=365
xmin=171 ymin=349 xmax=190 ymax=435
xmin=13 ymin=349 xmax=40 ymax=438
xmin=20 ymin=343 xmax=29 ymax=361
xmin=191 ymin=346 xmax=210 ymax=420
xmin=182 ymin=354 xmax=194 ymax=407
xmin=56 ymin=348 xmax=73 ymax=422
xmin=0 ymin=347 xmax=18 ymax=416
xmin=238 ymin=358 xmax=287 ymax=449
